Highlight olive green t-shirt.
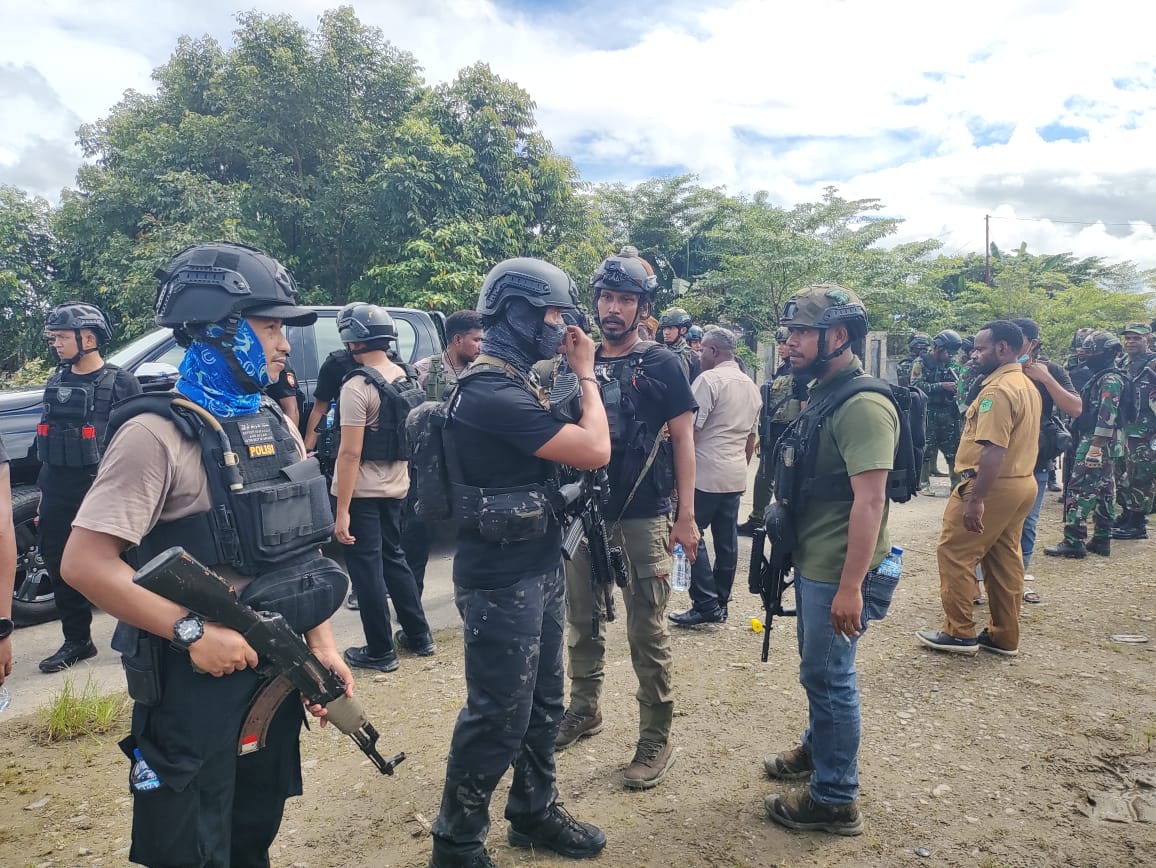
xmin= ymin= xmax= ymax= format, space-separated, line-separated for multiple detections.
xmin=792 ymin=362 xmax=900 ymax=583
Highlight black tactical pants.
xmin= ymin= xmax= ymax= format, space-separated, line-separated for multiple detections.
xmin=431 ymin=567 xmax=565 ymax=859
xmin=401 ymin=490 xmax=430 ymax=596
xmin=38 ymin=490 xmax=93 ymax=643
xmin=343 ymin=496 xmax=431 ymax=653
xmin=689 ymin=489 xmax=741 ymax=613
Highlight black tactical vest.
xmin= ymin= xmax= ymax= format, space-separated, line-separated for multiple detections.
xmin=37 ymin=365 xmax=120 ymax=468
xmin=337 ymin=366 xmax=425 ymax=462
xmin=107 ymin=394 xmax=335 ymax=576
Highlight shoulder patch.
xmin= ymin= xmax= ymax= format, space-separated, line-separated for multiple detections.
xmin=285 ymin=371 xmax=297 ymax=389
xmin=978 ymin=398 xmax=993 ymax=413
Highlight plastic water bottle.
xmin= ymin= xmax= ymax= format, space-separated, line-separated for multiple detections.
xmin=876 ymin=546 xmax=904 ymax=579
xmin=325 ymin=405 xmax=336 ymax=430
xmin=671 ymin=544 xmax=691 ymax=591
xmin=0 ymin=685 xmax=10 ymax=713
xmin=130 ymin=748 xmax=161 ymax=793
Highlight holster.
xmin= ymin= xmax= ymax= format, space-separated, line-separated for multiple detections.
xmin=112 ymin=622 xmax=164 ymax=708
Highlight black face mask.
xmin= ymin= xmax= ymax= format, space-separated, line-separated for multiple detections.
xmin=482 ymin=298 xmax=567 ymax=374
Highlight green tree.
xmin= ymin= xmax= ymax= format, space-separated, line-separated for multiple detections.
xmin=0 ymin=186 xmax=58 ymax=366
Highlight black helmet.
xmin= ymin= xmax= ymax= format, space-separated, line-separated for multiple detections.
xmin=908 ymin=332 xmax=931 ymax=351
xmin=46 ymin=302 xmax=113 ymax=346
xmin=659 ymin=307 xmax=693 ymax=329
xmin=477 ymin=257 xmax=577 ymax=318
xmin=780 ymin=283 xmax=869 ymax=339
xmin=933 ymin=329 xmax=963 ymax=353
xmin=1083 ymin=330 xmax=1122 ymax=357
xmin=687 ymin=324 xmax=704 ymax=342
xmin=590 ymin=256 xmax=652 ymax=297
xmin=961 ymin=335 xmax=975 ymax=354
xmin=338 ymin=303 xmax=397 ymax=347
xmin=155 ymin=242 xmax=316 ymax=329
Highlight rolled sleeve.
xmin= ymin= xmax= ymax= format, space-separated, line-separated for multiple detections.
xmin=973 ymin=389 xmax=1015 ymax=448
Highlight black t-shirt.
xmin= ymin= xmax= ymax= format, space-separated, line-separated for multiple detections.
xmin=596 ymin=343 xmax=698 ymax=520
xmin=313 ymin=351 xmax=355 ymax=405
xmin=265 ymin=361 xmax=303 ymax=402
xmin=1035 ymin=360 xmax=1076 ymax=420
xmin=38 ymin=364 xmax=143 ymax=498
xmin=449 ymin=371 xmax=566 ymax=589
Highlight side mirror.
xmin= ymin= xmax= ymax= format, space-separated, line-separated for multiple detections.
xmin=135 ymin=362 xmax=179 ymax=392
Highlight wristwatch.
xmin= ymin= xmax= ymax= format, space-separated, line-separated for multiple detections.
xmin=171 ymin=614 xmax=205 ymax=650
xmin=0 ymin=617 xmax=13 ymax=640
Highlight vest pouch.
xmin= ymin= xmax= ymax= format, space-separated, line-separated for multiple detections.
xmin=599 ymin=378 xmax=624 ymax=443
xmin=407 ymin=401 xmax=453 ymax=521
xmin=649 ymin=437 xmax=675 ymax=497
xmin=476 ymin=488 xmax=550 ymax=544
xmin=38 ymin=424 xmax=101 ymax=468
xmin=43 ymin=383 xmax=95 ymax=421
xmin=112 ymin=622 xmax=164 ymax=708
xmin=240 ymin=555 xmax=349 ymax=634
xmin=228 ymin=471 xmax=335 ymax=566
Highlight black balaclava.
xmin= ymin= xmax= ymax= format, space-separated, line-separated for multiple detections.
xmin=481 ymin=298 xmax=566 ymax=374
xmin=1084 ymin=350 xmax=1117 ymax=373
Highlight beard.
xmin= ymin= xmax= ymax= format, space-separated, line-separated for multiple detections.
xmin=599 ymin=316 xmax=636 ymax=341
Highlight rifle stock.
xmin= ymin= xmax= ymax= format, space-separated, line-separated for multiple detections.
xmin=133 ymin=547 xmax=405 ymax=775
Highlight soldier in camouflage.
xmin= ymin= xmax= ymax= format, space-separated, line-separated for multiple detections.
xmin=1112 ymin=323 xmax=1156 ymax=541
xmin=415 ymin=310 xmax=484 ymax=400
xmin=739 ymin=327 xmax=806 ymax=534
xmin=912 ymin=329 xmax=965 ymax=492
xmin=955 ymin=335 xmax=982 ymax=411
xmin=1045 ymin=330 xmax=1125 ymax=559
xmin=896 ymin=333 xmax=931 ymax=388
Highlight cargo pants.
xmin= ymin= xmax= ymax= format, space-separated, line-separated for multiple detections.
xmin=564 ymin=515 xmax=674 ymax=745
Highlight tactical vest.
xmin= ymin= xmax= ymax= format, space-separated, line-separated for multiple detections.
xmin=37 ymin=365 xmax=121 ymax=468
xmin=762 ymin=371 xmax=803 ymax=426
xmin=1074 ymin=367 xmax=1121 ymax=437
xmin=408 ymin=354 xmax=557 ymax=542
xmin=337 ymin=366 xmax=425 ymax=462
xmin=424 ymin=355 xmax=461 ymax=401
xmin=108 ymin=394 xmax=336 ymax=577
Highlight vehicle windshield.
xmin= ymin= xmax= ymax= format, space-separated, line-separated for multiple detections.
xmin=106 ymin=329 xmax=174 ymax=367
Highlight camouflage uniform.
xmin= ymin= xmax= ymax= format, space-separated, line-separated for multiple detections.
xmin=746 ymin=361 xmax=804 ymax=525
xmin=896 ymin=333 xmax=931 ymax=388
xmin=1114 ymin=327 xmax=1156 ymax=538
xmin=912 ymin=355 xmax=963 ymax=487
xmin=1061 ymin=366 xmax=1124 ymax=548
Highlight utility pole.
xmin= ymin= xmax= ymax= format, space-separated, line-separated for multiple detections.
xmin=984 ymin=214 xmax=992 ymax=286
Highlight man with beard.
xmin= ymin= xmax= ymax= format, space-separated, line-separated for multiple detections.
xmin=556 ymin=254 xmax=699 ymax=791
xmin=1045 ymin=330 xmax=1125 ymax=559
xmin=428 ymin=258 xmax=610 ymax=868
xmin=917 ymin=321 xmax=1041 ymax=656
xmin=761 ymin=284 xmax=899 ymax=837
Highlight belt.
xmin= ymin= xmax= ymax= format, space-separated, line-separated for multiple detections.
xmin=960 ymin=469 xmax=977 ymax=480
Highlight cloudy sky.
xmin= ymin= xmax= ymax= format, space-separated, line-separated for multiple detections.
xmin=3 ymin=0 xmax=1155 ymax=266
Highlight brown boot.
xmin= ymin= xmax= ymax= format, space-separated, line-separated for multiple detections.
xmin=554 ymin=709 xmax=602 ymax=751
xmin=623 ymin=739 xmax=675 ymax=790
xmin=765 ymin=789 xmax=863 ymax=836
xmin=763 ymin=743 xmax=814 ymax=780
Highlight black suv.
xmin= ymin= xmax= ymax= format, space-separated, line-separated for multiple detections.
xmin=1 ymin=306 xmax=443 ymax=625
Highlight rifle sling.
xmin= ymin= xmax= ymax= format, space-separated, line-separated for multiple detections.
xmin=612 ymin=428 xmax=666 ymax=528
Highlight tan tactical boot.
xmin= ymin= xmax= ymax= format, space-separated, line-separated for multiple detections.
xmin=763 ymin=743 xmax=814 ymax=780
xmin=554 ymin=709 xmax=602 ymax=751
xmin=623 ymin=739 xmax=675 ymax=790
xmin=765 ymin=790 xmax=863 ymax=836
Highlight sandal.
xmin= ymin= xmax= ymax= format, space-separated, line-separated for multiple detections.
xmin=1023 ymin=589 xmax=1041 ymax=604
xmin=973 ymin=596 xmax=988 ymax=606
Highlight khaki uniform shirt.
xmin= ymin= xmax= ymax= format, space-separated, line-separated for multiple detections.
xmin=954 ymin=363 xmax=1042 ymax=478
xmin=332 ymin=363 xmax=411 ymax=500
xmin=692 ymin=360 xmax=762 ymax=493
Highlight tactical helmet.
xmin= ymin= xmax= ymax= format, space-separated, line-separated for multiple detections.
xmin=1083 ymin=330 xmax=1122 ymax=357
xmin=338 ymin=303 xmax=398 ymax=346
xmin=961 ymin=335 xmax=975 ymax=354
xmin=46 ymin=302 xmax=113 ymax=346
xmin=478 ymin=257 xmax=577 ymax=317
xmin=1070 ymin=327 xmax=1094 ymax=350
xmin=590 ymin=255 xmax=652 ymax=297
xmin=659 ymin=307 xmax=693 ymax=329
xmin=775 ymin=326 xmax=790 ymax=343
xmin=780 ymin=283 xmax=869 ymax=339
xmin=1121 ymin=322 xmax=1152 ymax=336
xmin=908 ymin=332 xmax=931 ymax=351
xmin=933 ymin=329 xmax=963 ymax=353
xmin=155 ymin=242 xmax=316 ymax=329
xmin=687 ymin=324 xmax=704 ymax=342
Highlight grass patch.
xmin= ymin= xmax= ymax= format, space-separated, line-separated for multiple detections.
xmin=37 ymin=676 xmax=128 ymax=743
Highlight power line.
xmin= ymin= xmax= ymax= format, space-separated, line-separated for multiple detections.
xmin=988 ymin=214 xmax=1151 ymax=229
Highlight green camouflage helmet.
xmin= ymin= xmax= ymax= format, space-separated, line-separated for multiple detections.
xmin=908 ymin=332 xmax=932 ymax=351
xmin=659 ymin=306 xmax=693 ymax=329
xmin=780 ymin=283 xmax=869 ymax=339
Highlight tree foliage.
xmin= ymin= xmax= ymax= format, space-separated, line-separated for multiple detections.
xmin=0 ymin=186 xmax=58 ymax=364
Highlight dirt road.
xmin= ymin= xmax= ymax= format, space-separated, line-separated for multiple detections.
xmin=1 ymin=480 xmax=1154 ymax=867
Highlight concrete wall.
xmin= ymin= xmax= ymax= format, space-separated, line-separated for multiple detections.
xmin=754 ymin=329 xmax=892 ymax=382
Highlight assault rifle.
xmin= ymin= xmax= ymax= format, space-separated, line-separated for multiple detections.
xmin=559 ymin=467 xmax=628 ymax=639
xmin=133 ymin=547 xmax=405 ymax=775
xmin=748 ymin=506 xmax=797 ymax=662
xmin=313 ymin=410 xmax=339 ymax=477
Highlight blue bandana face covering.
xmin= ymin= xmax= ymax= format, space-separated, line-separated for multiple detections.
xmin=176 ymin=319 xmax=272 ymax=417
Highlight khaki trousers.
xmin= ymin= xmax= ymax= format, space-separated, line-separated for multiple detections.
xmin=565 ymin=515 xmax=674 ymax=745
xmin=937 ymin=475 xmax=1038 ymax=650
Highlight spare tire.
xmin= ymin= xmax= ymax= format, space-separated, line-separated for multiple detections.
xmin=11 ymin=485 xmax=57 ymax=627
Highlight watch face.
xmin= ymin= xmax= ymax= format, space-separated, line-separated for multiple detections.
xmin=0 ymin=618 xmax=12 ymax=640
xmin=175 ymin=617 xmax=202 ymax=644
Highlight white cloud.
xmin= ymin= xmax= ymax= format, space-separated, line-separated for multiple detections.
xmin=3 ymin=0 xmax=1156 ymax=269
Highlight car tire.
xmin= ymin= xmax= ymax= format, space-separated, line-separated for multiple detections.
xmin=11 ymin=484 xmax=57 ymax=627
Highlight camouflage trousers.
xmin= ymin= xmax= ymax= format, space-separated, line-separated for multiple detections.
xmin=1117 ymin=436 xmax=1156 ymax=514
xmin=432 ymin=567 xmax=565 ymax=856
xmin=1063 ymin=439 xmax=1117 ymax=543
xmin=925 ymin=409 xmax=962 ymax=471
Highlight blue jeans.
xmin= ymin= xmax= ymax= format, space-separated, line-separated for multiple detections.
xmin=1019 ymin=470 xmax=1048 ymax=569
xmin=796 ymin=570 xmax=899 ymax=805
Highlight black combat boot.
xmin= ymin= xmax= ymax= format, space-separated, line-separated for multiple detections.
xmin=1112 ymin=511 xmax=1149 ymax=540
xmin=1044 ymin=540 xmax=1087 ymax=559
xmin=507 ymin=803 xmax=606 ymax=858
xmin=1087 ymin=537 xmax=1111 ymax=556
xmin=39 ymin=639 xmax=98 ymax=673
